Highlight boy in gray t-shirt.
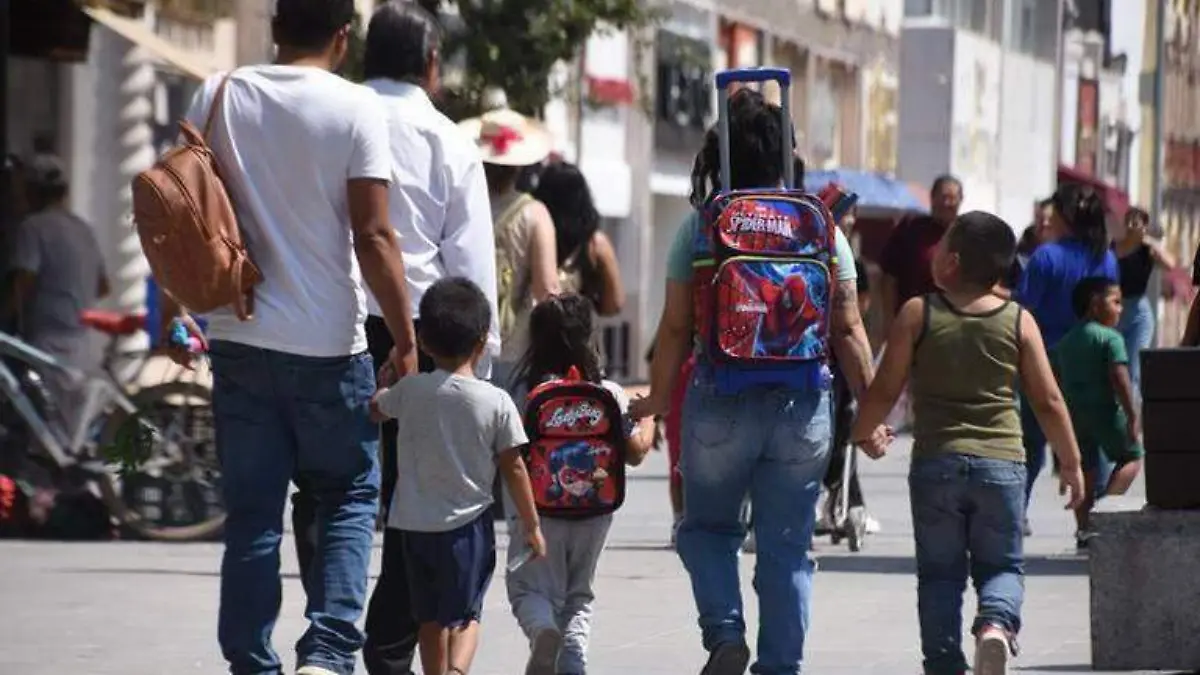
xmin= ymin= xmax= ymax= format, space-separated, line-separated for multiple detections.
xmin=371 ymin=277 xmax=544 ymax=675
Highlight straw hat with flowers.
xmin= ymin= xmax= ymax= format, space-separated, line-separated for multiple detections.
xmin=458 ymin=108 xmax=553 ymax=167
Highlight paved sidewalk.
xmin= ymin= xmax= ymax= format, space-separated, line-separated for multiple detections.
xmin=0 ymin=436 xmax=1177 ymax=674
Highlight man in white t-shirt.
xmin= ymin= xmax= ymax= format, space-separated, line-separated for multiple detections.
xmin=310 ymin=6 xmax=496 ymax=674
xmin=159 ymin=2 xmax=417 ymax=674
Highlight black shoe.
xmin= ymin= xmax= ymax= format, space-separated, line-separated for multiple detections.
xmin=700 ymin=641 xmax=751 ymax=675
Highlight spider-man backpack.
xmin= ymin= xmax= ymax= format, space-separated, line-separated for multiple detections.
xmin=523 ymin=367 xmax=627 ymax=519
xmin=692 ymin=67 xmax=848 ymax=395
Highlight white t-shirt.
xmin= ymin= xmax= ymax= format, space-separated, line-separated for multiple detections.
xmin=184 ymin=66 xmax=392 ymax=357
xmin=377 ymin=370 xmax=528 ymax=533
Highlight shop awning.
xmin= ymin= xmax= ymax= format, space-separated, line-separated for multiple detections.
xmin=804 ymin=169 xmax=928 ymax=214
xmin=1056 ymin=164 xmax=1131 ymax=221
xmin=82 ymin=6 xmax=216 ymax=81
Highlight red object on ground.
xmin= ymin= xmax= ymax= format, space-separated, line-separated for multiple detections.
xmin=665 ymin=356 xmax=696 ymax=494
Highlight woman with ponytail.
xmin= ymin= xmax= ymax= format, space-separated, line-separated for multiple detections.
xmin=1015 ymin=182 xmax=1119 ymax=525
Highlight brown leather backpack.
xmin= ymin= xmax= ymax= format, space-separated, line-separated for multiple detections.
xmin=131 ymin=74 xmax=261 ymax=320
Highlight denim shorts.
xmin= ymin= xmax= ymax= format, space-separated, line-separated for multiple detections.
xmin=399 ymin=512 xmax=497 ymax=628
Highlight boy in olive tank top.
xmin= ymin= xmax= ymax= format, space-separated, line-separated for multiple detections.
xmin=851 ymin=212 xmax=1085 ymax=675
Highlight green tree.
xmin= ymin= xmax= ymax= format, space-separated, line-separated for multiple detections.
xmin=346 ymin=0 xmax=659 ymax=120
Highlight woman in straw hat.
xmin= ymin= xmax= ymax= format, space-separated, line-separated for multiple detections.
xmin=459 ymin=108 xmax=560 ymax=392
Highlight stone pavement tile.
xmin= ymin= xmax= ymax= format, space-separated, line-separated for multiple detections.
xmin=0 ymin=436 xmax=1184 ymax=675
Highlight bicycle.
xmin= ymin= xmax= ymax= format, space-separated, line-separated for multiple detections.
xmin=0 ymin=316 xmax=222 ymax=541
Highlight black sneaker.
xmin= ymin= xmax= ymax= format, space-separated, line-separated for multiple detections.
xmin=700 ymin=641 xmax=751 ymax=675
xmin=1076 ymin=530 xmax=1093 ymax=552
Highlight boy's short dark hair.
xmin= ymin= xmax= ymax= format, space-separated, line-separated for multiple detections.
xmin=1072 ymin=276 xmax=1119 ymax=319
xmin=418 ymin=277 xmax=491 ymax=359
xmin=946 ymin=211 xmax=1017 ymax=289
xmin=272 ymin=0 xmax=356 ymax=52
xmin=363 ymin=2 xmax=441 ymax=84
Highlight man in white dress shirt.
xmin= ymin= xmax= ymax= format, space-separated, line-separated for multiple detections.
xmin=289 ymin=4 xmax=500 ymax=675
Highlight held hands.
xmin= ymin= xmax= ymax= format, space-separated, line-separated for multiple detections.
xmin=1058 ymin=464 xmax=1086 ymax=511
xmin=855 ymin=424 xmax=896 ymax=459
xmin=628 ymin=394 xmax=667 ymax=421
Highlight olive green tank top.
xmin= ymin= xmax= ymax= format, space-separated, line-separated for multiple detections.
xmin=911 ymin=294 xmax=1024 ymax=462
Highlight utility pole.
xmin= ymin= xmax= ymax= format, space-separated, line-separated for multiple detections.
xmin=1052 ymin=0 xmax=1067 ymax=174
xmin=1151 ymin=0 xmax=1166 ymax=228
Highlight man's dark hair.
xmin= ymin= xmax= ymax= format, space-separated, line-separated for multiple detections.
xmin=363 ymin=1 xmax=441 ymax=83
xmin=946 ymin=211 xmax=1017 ymax=288
xmin=930 ymin=174 xmax=962 ymax=198
xmin=1072 ymin=276 xmax=1119 ymax=319
xmin=1038 ymin=196 xmax=1054 ymax=210
xmin=272 ymin=0 xmax=356 ymax=52
xmin=689 ymin=88 xmax=792 ymax=208
xmin=418 ymin=277 xmax=491 ymax=359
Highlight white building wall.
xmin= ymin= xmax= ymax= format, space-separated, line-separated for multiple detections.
xmin=1110 ymin=0 xmax=1148 ymax=203
xmin=899 ymin=24 xmax=1056 ymax=231
xmin=996 ymin=53 xmax=1057 ymax=230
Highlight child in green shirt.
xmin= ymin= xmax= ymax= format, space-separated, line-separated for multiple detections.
xmin=1053 ymin=276 xmax=1145 ymax=549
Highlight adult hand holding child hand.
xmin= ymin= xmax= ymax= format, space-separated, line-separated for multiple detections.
xmin=856 ymin=424 xmax=895 ymax=459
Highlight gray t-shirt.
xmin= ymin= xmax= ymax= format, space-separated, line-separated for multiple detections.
xmin=378 ymin=370 xmax=529 ymax=532
xmin=9 ymin=208 xmax=106 ymax=365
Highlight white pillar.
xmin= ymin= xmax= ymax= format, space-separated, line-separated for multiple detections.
xmin=113 ymin=41 xmax=156 ymax=322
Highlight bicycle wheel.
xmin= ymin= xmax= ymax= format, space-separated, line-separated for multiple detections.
xmin=95 ymin=381 xmax=225 ymax=542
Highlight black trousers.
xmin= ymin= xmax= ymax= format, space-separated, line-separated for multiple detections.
xmin=291 ymin=316 xmax=431 ymax=675
xmin=823 ymin=370 xmax=865 ymax=509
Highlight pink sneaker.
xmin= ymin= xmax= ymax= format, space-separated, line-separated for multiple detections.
xmin=974 ymin=624 xmax=1010 ymax=675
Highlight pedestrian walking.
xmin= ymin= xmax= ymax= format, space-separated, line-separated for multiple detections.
xmin=158 ymin=1 xmax=418 ymax=672
xmin=531 ymin=162 xmax=625 ymax=318
xmin=1015 ymin=183 xmax=1118 ymax=524
xmin=7 ymin=154 xmax=110 ymax=431
xmin=852 ymin=210 xmax=1085 ymax=675
xmin=288 ymin=5 xmax=501 ymax=674
xmin=1053 ymin=277 xmax=1145 ymax=549
xmin=370 ymin=277 xmax=544 ymax=675
xmin=459 ymin=109 xmax=558 ymax=392
xmin=505 ymin=293 xmax=656 ymax=675
xmin=879 ymin=175 xmax=963 ymax=333
xmin=631 ymin=83 xmax=885 ymax=675
xmin=1112 ymin=207 xmax=1175 ymax=394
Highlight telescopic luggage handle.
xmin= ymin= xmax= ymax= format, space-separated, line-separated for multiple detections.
xmin=715 ymin=67 xmax=793 ymax=192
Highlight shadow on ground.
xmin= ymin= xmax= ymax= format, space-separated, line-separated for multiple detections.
xmin=814 ymin=554 xmax=1087 ymax=576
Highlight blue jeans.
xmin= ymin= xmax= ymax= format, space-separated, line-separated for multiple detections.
xmin=1118 ymin=294 xmax=1154 ymax=396
xmin=677 ymin=376 xmax=832 ymax=675
xmin=910 ymin=454 xmax=1025 ymax=675
xmin=210 ymin=341 xmax=381 ymax=675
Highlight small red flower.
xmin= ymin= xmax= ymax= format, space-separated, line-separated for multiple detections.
xmin=481 ymin=125 xmax=523 ymax=154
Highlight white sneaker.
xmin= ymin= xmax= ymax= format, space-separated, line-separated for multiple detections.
xmin=297 ymin=667 xmax=339 ymax=675
xmin=974 ymin=625 xmax=1010 ymax=675
xmin=864 ymin=513 xmax=881 ymax=534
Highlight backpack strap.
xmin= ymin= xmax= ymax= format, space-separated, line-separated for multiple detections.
xmin=497 ymin=192 xmax=535 ymax=231
xmin=201 ymin=71 xmax=255 ymax=321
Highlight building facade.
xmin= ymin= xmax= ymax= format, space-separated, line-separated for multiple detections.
xmin=7 ymin=1 xmax=231 ymax=364
xmin=1152 ymin=0 xmax=1200 ymax=343
xmin=898 ymin=0 xmax=1060 ymax=231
